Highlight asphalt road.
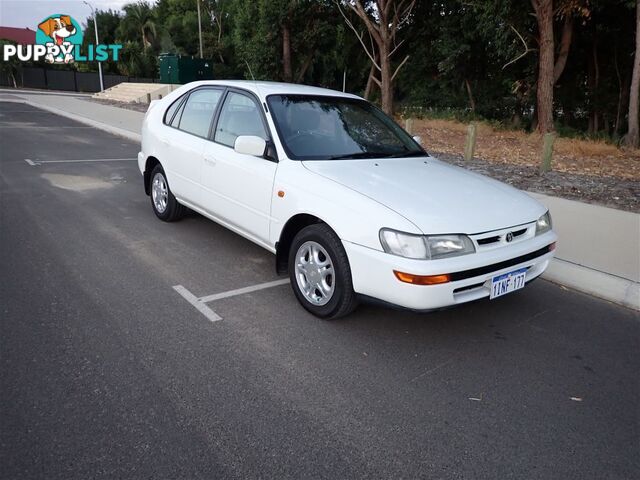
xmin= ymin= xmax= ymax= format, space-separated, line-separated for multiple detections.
xmin=0 ymin=101 xmax=638 ymax=480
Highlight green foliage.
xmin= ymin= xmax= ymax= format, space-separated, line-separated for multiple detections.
xmin=0 ymin=40 xmax=20 ymax=86
xmin=80 ymin=10 xmax=122 ymax=74
xmin=118 ymin=41 xmax=158 ymax=78
xmin=60 ymin=0 xmax=638 ymax=138
xmin=117 ymin=2 xmax=158 ymax=48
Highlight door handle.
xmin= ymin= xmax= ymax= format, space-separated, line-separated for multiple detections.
xmin=158 ymin=137 xmax=169 ymax=145
xmin=204 ymin=156 xmax=217 ymax=167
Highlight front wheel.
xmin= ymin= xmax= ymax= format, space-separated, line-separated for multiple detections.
xmin=288 ymin=224 xmax=358 ymax=319
xmin=150 ymin=164 xmax=185 ymax=222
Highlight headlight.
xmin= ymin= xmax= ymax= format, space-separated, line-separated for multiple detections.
xmin=379 ymin=229 xmax=428 ymax=259
xmin=535 ymin=211 xmax=552 ymax=235
xmin=379 ymin=229 xmax=475 ymax=260
xmin=426 ymin=235 xmax=476 ymax=259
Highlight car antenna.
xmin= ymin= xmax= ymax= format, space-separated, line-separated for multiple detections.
xmin=244 ymin=60 xmax=256 ymax=81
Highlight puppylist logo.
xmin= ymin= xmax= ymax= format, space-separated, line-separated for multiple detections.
xmin=2 ymin=14 xmax=121 ymax=64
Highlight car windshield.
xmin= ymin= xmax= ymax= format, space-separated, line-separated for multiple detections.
xmin=266 ymin=95 xmax=425 ymax=160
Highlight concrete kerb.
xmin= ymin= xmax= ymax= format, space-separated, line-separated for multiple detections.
xmin=5 ymin=96 xmax=638 ymax=311
xmin=0 ymin=87 xmax=92 ymax=97
xmin=543 ymin=259 xmax=639 ymax=311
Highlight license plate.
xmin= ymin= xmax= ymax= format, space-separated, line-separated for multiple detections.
xmin=490 ymin=268 xmax=527 ymax=299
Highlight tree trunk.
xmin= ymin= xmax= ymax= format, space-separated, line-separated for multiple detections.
xmin=553 ymin=16 xmax=573 ymax=84
xmin=282 ymin=24 xmax=293 ymax=83
xmin=379 ymin=45 xmax=394 ymax=115
xmin=533 ymin=0 xmax=555 ymax=133
xmin=295 ymin=50 xmax=315 ymax=83
xmin=464 ymin=78 xmax=476 ymax=112
xmin=615 ymin=43 xmax=623 ymax=135
xmin=623 ymin=1 xmax=640 ymax=148
xmin=588 ymin=35 xmax=600 ymax=135
xmin=364 ymin=61 xmax=376 ymax=99
xmin=340 ymin=0 xmax=416 ymax=115
xmin=617 ymin=75 xmax=631 ymax=136
xmin=511 ymin=111 xmax=522 ymax=128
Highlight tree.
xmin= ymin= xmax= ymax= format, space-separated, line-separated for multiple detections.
xmin=623 ymin=0 xmax=640 ymax=147
xmin=337 ymin=0 xmax=416 ymax=114
xmin=0 ymin=40 xmax=19 ymax=87
xmin=230 ymin=0 xmax=338 ymax=83
xmin=80 ymin=9 xmax=121 ymax=74
xmin=207 ymin=0 xmax=232 ymax=63
xmin=531 ymin=0 xmax=555 ymax=133
xmin=71 ymin=0 xmax=634 ymax=142
xmin=155 ymin=0 xmax=206 ymax=56
xmin=118 ymin=1 xmax=157 ymax=49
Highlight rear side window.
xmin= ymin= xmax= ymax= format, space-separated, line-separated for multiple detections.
xmin=176 ymin=89 xmax=223 ymax=138
xmin=214 ymin=92 xmax=267 ymax=147
xmin=163 ymin=96 xmax=183 ymax=125
xmin=170 ymin=101 xmax=185 ymax=128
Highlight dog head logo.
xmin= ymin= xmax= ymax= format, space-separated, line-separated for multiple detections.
xmin=36 ymin=14 xmax=83 ymax=64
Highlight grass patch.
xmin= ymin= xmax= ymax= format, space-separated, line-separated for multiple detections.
xmin=409 ymin=116 xmax=640 ymax=181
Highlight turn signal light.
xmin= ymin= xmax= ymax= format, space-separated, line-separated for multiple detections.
xmin=549 ymin=242 xmax=557 ymax=251
xmin=393 ymin=271 xmax=451 ymax=285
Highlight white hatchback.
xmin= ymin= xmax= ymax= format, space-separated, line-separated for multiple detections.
xmin=138 ymin=80 xmax=557 ymax=318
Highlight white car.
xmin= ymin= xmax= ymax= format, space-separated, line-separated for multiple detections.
xmin=138 ymin=80 xmax=557 ymax=318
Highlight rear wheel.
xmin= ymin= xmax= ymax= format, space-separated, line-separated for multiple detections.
xmin=150 ymin=164 xmax=185 ymax=222
xmin=288 ymin=224 xmax=358 ymax=319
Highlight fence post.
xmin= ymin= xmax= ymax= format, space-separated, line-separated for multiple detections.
xmin=405 ymin=117 xmax=414 ymax=135
xmin=146 ymin=92 xmax=151 ymax=104
xmin=464 ymin=123 xmax=477 ymax=161
xmin=540 ymin=132 xmax=555 ymax=173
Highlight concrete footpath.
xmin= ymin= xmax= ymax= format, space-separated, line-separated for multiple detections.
xmin=2 ymin=88 xmax=638 ymax=311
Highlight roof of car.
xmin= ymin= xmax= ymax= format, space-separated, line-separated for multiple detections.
xmin=181 ymin=80 xmax=363 ymax=101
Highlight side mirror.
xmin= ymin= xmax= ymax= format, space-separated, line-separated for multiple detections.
xmin=412 ymin=135 xmax=422 ymax=145
xmin=234 ymin=135 xmax=267 ymax=157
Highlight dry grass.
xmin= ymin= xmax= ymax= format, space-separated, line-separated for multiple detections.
xmin=411 ymin=118 xmax=640 ymax=180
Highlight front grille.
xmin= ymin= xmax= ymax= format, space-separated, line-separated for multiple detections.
xmin=453 ymin=281 xmax=485 ymax=293
xmin=477 ymin=235 xmax=500 ymax=245
xmin=476 ymin=227 xmax=528 ymax=246
xmin=449 ymin=244 xmax=553 ymax=282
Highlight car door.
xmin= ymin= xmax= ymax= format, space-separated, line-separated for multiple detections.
xmin=160 ymin=87 xmax=223 ymax=208
xmin=201 ymin=90 xmax=277 ymax=245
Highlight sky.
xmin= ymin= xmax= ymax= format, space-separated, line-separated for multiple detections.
xmin=0 ymin=0 xmax=133 ymax=29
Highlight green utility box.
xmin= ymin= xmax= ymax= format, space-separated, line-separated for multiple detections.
xmin=158 ymin=54 xmax=214 ymax=84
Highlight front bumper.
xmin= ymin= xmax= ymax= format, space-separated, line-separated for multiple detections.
xmin=137 ymin=151 xmax=145 ymax=175
xmin=343 ymin=230 xmax=557 ymax=310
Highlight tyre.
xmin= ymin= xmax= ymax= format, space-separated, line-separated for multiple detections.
xmin=288 ymin=223 xmax=358 ymax=319
xmin=149 ymin=164 xmax=185 ymax=222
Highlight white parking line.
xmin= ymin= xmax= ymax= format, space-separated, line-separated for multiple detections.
xmin=173 ymin=279 xmax=291 ymax=322
xmin=25 ymin=158 xmax=136 ymax=166
xmin=198 ymin=279 xmax=290 ymax=303
xmin=173 ymin=285 xmax=222 ymax=322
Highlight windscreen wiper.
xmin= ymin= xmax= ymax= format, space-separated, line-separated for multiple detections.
xmin=328 ymin=152 xmax=392 ymax=160
xmin=388 ymin=150 xmax=427 ymax=158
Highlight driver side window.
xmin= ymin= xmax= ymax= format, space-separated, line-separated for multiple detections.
xmin=214 ymin=92 xmax=267 ymax=148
